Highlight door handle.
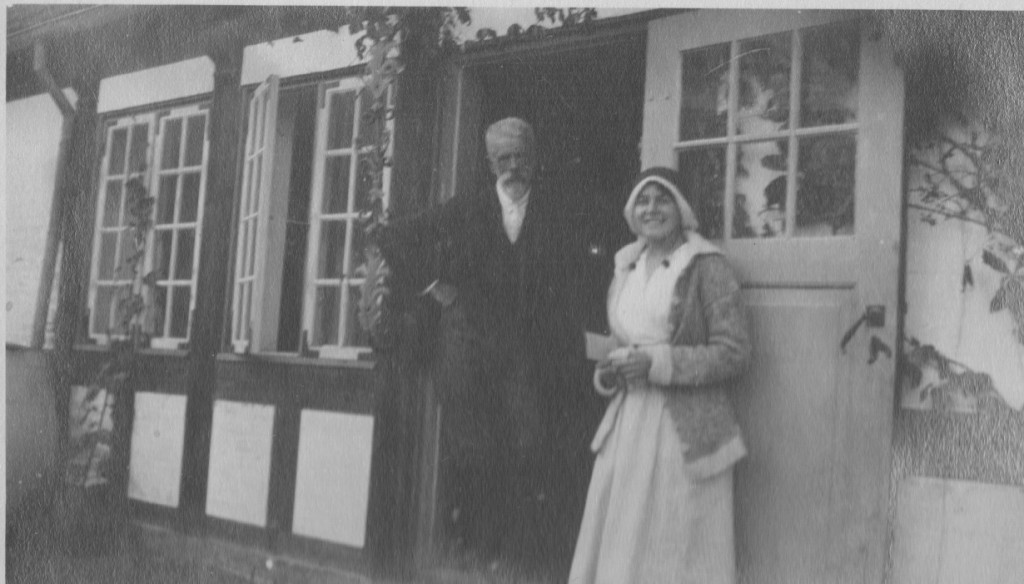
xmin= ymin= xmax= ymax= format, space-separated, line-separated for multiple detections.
xmin=840 ymin=305 xmax=886 ymax=353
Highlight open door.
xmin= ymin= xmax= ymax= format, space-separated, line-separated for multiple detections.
xmin=643 ymin=11 xmax=904 ymax=583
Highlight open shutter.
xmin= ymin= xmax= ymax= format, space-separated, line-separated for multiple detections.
xmin=231 ymin=75 xmax=285 ymax=353
xmin=300 ymin=78 xmax=365 ymax=359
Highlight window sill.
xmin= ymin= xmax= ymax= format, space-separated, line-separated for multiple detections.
xmin=73 ymin=343 xmax=189 ymax=359
xmin=215 ymin=351 xmax=377 ymax=370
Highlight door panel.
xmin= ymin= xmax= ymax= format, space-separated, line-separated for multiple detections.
xmin=735 ymin=288 xmax=856 ymax=583
xmin=644 ymin=10 xmax=904 ymax=583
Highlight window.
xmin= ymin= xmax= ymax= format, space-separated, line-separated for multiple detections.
xmin=88 ymin=105 xmax=210 ymax=348
xmin=230 ymin=75 xmax=392 ymax=359
xmin=673 ymin=20 xmax=860 ymax=239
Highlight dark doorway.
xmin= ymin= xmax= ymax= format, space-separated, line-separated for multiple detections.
xmin=476 ymin=40 xmax=644 ymax=333
xmin=427 ymin=37 xmax=645 ymax=583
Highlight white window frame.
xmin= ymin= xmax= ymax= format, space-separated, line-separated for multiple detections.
xmin=88 ymin=113 xmax=156 ymax=342
xmin=302 ymin=77 xmax=393 ymax=360
xmin=645 ymin=11 xmax=865 ymax=243
xmin=230 ymin=75 xmax=285 ymax=354
xmin=87 ymin=104 xmax=210 ymax=348
xmin=146 ymin=105 xmax=211 ymax=349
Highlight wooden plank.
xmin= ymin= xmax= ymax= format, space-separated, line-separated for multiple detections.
xmin=178 ymin=40 xmax=245 ymax=530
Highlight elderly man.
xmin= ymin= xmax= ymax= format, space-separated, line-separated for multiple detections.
xmin=381 ymin=117 xmax=593 ymax=576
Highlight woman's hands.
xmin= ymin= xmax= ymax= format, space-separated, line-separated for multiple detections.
xmin=615 ymin=350 xmax=653 ymax=382
xmin=596 ymin=349 xmax=653 ymax=396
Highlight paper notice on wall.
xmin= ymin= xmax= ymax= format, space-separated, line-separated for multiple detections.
xmin=292 ymin=410 xmax=375 ymax=548
xmin=127 ymin=392 xmax=188 ymax=507
xmin=205 ymin=400 xmax=275 ymax=527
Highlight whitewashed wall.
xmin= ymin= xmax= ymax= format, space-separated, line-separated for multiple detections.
xmin=5 ymin=91 xmax=75 ymax=346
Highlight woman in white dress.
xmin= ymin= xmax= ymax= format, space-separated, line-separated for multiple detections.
xmin=569 ymin=167 xmax=751 ymax=584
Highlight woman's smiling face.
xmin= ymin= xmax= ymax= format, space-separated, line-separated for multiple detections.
xmin=633 ymin=182 xmax=682 ymax=242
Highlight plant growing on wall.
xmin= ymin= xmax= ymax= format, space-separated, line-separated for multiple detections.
xmin=903 ymin=127 xmax=1024 ymax=410
xmin=57 ymin=172 xmax=157 ymax=546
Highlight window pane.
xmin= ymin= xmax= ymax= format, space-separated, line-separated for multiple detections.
xmin=327 ymin=91 xmax=357 ymax=150
xmin=251 ymin=156 xmax=262 ymax=214
xmin=737 ymin=32 xmax=792 ymax=136
xmin=118 ymin=235 xmax=139 ymax=278
xmin=255 ymin=95 xmax=266 ymax=150
xmin=243 ymin=160 xmax=256 ymax=215
xmin=733 ymin=140 xmax=788 ymax=238
xmin=102 ymin=181 xmax=123 ymax=227
xmin=108 ymin=128 xmax=128 ymax=175
xmin=169 ymin=286 xmax=191 ymax=338
xmin=175 ymin=230 xmax=195 ymax=279
xmin=119 ymin=231 xmax=138 ymax=274
xmin=679 ymin=43 xmax=730 ymax=141
xmin=238 ymin=221 xmax=251 ymax=279
xmin=313 ymin=286 xmax=340 ymax=346
xmin=153 ymin=230 xmax=173 ymax=280
xmin=156 ymin=175 xmax=178 ymax=224
xmin=129 ymin=123 xmax=149 ymax=173
xmin=357 ymin=93 xmax=382 ymax=148
xmin=97 ymin=233 xmax=118 ymax=280
xmin=796 ymin=134 xmax=856 ymax=236
xmin=242 ymin=283 xmax=253 ymax=340
xmin=344 ymin=284 xmax=371 ymax=347
xmin=317 ymin=220 xmax=347 ymax=279
xmin=180 ymin=172 xmax=201 ymax=223
xmin=677 ymin=147 xmax=727 ymax=240
xmin=322 ymin=155 xmax=352 ymax=214
xmin=152 ymin=285 xmax=168 ymax=337
xmin=246 ymin=219 xmax=258 ymax=276
xmin=801 ymin=23 xmax=860 ymax=127
xmin=161 ymin=118 xmax=183 ymax=170
xmin=354 ymin=153 xmax=375 ymax=212
xmin=185 ymin=115 xmax=206 ymax=166
xmin=349 ymin=222 xmax=368 ymax=279
xmin=93 ymin=286 xmax=117 ymax=334
xmin=234 ymin=282 xmax=250 ymax=340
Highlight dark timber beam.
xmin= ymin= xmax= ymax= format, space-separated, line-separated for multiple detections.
xmin=50 ymin=73 xmax=100 ymax=453
xmin=177 ymin=34 xmax=246 ymax=531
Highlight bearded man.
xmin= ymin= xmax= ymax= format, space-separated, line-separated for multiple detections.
xmin=381 ymin=117 xmax=594 ymax=577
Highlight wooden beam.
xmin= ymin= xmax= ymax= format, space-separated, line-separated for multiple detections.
xmin=177 ymin=35 xmax=246 ymax=531
xmin=50 ymin=76 xmax=100 ymax=455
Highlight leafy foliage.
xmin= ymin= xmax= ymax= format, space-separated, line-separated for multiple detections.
xmin=69 ymin=169 xmax=158 ymax=488
xmin=902 ymin=337 xmax=997 ymax=411
xmin=908 ymin=127 xmax=1024 ymax=348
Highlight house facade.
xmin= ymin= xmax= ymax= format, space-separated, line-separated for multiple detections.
xmin=7 ymin=7 xmax=1024 ymax=583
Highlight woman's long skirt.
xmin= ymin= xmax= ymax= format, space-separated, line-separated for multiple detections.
xmin=568 ymin=386 xmax=736 ymax=584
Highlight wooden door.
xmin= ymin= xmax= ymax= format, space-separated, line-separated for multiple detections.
xmin=643 ymin=11 xmax=904 ymax=583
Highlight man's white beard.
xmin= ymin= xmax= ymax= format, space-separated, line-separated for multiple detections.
xmin=500 ymin=172 xmax=530 ymax=199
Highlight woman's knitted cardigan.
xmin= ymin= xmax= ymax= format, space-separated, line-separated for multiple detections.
xmin=593 ymin=236 xmax=752 ymax=480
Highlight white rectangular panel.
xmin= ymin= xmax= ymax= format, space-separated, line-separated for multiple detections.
xmin=292 ymin=410 xmax=375 ymax=548
xmin=127 ymin=392 xmax=188 ymax=507
xmin=205 ymin=400 xmax=275 ymax=526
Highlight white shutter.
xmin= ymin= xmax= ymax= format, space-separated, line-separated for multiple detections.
xmin=231 ymin=75 xmax=285 ymax=353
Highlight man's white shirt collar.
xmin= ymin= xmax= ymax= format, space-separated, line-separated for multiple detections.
xmin=496 ymin=181 xmax=530 ymax=243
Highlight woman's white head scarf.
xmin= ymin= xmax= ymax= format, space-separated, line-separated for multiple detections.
xmin=623 ymin=167 xmax=700 ymax=238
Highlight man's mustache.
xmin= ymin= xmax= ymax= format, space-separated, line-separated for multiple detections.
xmin=499 ymin=170 xmax=529 ymax=184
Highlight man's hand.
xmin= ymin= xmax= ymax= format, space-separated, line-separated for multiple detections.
xmin=427 ymin=281 xmax=458 ymax=307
